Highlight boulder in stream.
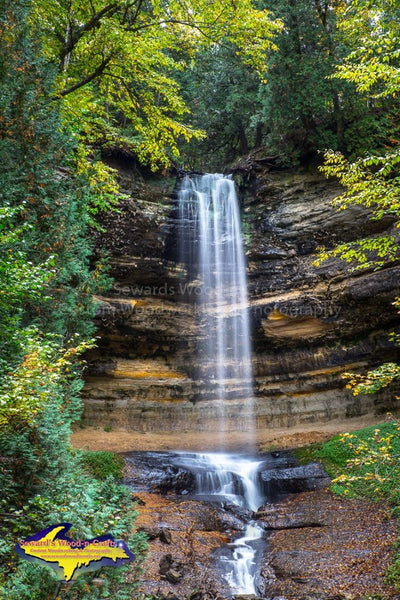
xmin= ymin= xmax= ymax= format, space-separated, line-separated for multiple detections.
xmin=260 ymin=462 xmax=330 ymax=497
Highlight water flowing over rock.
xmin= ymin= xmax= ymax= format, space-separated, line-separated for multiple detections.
xmin=124 ymin=451 xmax=397 ymax=600
xmin=126 ymin=451 xmax=271 ymax=597
xmin=81 ymin=164 xmax=400 ymax=434
xmin=177 ymin=174 xmax=254 ymax=440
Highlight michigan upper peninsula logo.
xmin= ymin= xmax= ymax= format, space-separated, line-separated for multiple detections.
xmin=15 ymin=523 xmax=135 ymax=581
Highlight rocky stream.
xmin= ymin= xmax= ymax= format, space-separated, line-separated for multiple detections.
xmin=122 ymin=450 xmax=398 ymax=600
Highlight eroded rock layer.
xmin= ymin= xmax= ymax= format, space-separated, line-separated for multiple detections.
xmin=82 ymin=162 xmax=400 ymax=432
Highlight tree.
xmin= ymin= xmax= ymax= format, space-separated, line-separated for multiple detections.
xmin=0 ymin=0 xmax=109 ymax=347
xmin=29 ymin=0 xmax=280 ymax=174
xmin=319 ymin=0 xmax=400 ymax=393
xmin=0 ymin=3 xmax=145 ymax=595
xmin=176 ymin=43 xmax=265 ymax=170
xmin=256 ymin=0 xmax=346 ymax=162
xmin=0 ymin=0 xmax=100 ymax=496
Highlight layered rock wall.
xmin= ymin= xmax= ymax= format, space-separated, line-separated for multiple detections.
xmin=82 ymin=163 xmax=400 ymax=432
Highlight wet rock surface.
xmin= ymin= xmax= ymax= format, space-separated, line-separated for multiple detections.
xmin=126 ymin=491 xmax=232 ymax=599
xmin=124 ymin=452 xmax=398 ymax=600
xmin=260 ymin=463 xmax=331 ymax=497
xmin=123 ymin=451 xmax=196 ymax=494
xmin=259 ymin=489 xmax=398 ymax=599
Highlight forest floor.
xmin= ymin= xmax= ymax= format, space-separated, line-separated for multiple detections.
xmin=125 ymin=478 xmax=398 ymax=599
xmin=71 ymin=414 xmax=383 ymax=453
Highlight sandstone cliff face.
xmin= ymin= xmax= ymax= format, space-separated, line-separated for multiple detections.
xmin=245 ymin=169 xmax=400 ymax=428
xmin=82 ymin=163 xmax=400 ymax=433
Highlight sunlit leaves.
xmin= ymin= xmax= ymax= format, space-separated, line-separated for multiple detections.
xmin=317 ymin=1 xmax=400 ymax=396
xmin=331 ymin=421 xmax=400 ymax=500
xmin=30 ymin=0 xmax=280 ymax=172
xmin=316 ymin=148 xmax=400 ymax=269
xmin=0 ymin=333 xmax=94 ymax=429
xmin=344 ymin=363 xmax=400 ymax=395
xmin=334 ymin=0 xmax=400 ymax=98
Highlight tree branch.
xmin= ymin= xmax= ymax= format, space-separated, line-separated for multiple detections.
xmin=103 ymin=70 xmax=140 ymax=108
xmin=58 ymin=3 xmax=119 ymax=69
xmin=121 ymin=0 xmax=143 ymax=25
xmin=314 ymin=0 xmax=327 ymax=27
xmin=54 ymin=55 xmax=113 ymax=99
xmin=128 ymin=18 xmax=220 ymax=42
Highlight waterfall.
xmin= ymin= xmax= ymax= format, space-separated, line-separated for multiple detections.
xmin=178 ymin=174 xmax=254 ymax=439
xmin=172 ymin=452 xmax=265 ymax=596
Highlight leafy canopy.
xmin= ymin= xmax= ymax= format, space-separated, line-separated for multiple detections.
xmin=31 ymin=0 xmax=281 ymax=172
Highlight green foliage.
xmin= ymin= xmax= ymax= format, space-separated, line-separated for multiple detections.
xmin=316 ymin=0 xmax=400 ymax=395
xmin=333 ymin=0 xmax=400 ymax=99
xmin=29 ymin=0 xmax=280 ymax=176
xmin=296 ymin=420 xmax=400 ymax=503
xmin=176 ymin=43 xmax=265 ymax=170
xmin=0 ymin=334 xmax=91 ymax=500
xmin=318 ymin=149 xmax=400 ymax=270
xmin=253 ymin=0 xmax=390 ymax=164
xmin=180 ymin=0 xmax=393 ymax=167
xmin=260 ymin=0 xmax=344 ymax=162
xmin=80 ymin=451 xmax=125 ymax=482
xmin=343 ymin=362 xmax=400 ymax=396
xmin=0 ymin=0 xmax=111 ymax=344
xmin=0 ymin=473 xmax=147 ymax=599
xmin=0 ymin=3 xmax=146 ymax=598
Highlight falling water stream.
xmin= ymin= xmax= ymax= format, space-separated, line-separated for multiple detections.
xmin=177 ymin=174 xmax=263 ymax=595
xmin=178 ymin=173 xmax=254 ymax=438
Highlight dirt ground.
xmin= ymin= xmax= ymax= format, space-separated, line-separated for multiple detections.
xmin=71 ymin=414 xmax=385 ymax=453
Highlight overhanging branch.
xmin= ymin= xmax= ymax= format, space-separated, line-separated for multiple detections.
xmin=54 ymin=55 xmax=113 ymax=99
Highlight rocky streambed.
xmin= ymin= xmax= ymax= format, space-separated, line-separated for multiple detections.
xmin=123 ymin=451 xmax=398 ymax=599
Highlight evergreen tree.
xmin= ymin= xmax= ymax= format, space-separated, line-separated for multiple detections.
xmin=258 ymin=0 xmax=344 ymax=162
xmin=0 ymin=4 xmax=145 ymax=598
xmin=177 ymin=43 xmax=264 ymax=170
xmin=0 ymin=0 xmax=107 ymax=349
xmin=259 ymin=0 xmax=395 ymax=163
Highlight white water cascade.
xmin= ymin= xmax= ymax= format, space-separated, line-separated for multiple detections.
xmin=178 ymin=173 xmax=254 ymax=438
xmin=173 ymin=452 xmax=265 ymax=597
xmin=177 ymin=174 xmax=261 ymax=595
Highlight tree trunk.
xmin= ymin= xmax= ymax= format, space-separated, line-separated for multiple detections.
xmin=238 ymin=123 xmax=249 ymax=155
xmin=255 ymin=122 xmax=263 ymax=148
xmin=332 ymin=91 xmax=345 ymax=150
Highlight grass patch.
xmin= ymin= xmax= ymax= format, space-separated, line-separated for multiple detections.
xmin=295 ymin=420 xmax=400 ymax=502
